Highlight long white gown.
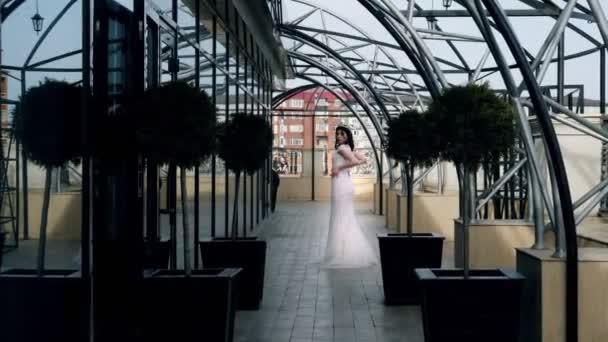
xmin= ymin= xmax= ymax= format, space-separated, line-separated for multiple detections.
xmin=321 ymin=144 xmax=378 ymax=268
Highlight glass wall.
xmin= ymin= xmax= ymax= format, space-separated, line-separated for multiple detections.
xmin=0 ymin=0 xmax=275 ymax=270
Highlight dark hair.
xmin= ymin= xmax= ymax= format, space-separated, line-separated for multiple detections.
xmin=335 ymin=125 xmax=354 ymax=151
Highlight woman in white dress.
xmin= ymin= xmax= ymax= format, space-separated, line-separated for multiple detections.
xmin=322 ymin=125 xmax=378 ymax=268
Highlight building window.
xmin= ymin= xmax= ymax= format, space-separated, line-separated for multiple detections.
xmin=291 ymin=99 xmax=304 ymax=108
xmin=316 ymin=123 xmax=328 ymax=132
xmin=318 ymin=98 xmax=327 ymax=106
xmin=279 ymin=137 xmax=285 ymax=146
xmin=289 ymin=124 xmax=304 ymax=133
xmin=290 ymin=138 xmax=304 ymax=146
xmin=317 ymin=137 xmax=328 ymax=147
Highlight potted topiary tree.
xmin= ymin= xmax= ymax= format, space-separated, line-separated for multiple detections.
xmin=0 ymin=79 xmax=86 ymax=342
xmin=199 ymin=112 xmax=273 ymax=310
xmin=135 ymin=81 xmax=241 ymax=342
xmin=417 ymin=83 xmax=524 ymax=342
xmin=378 ymin=109 xmax=445 ymax=305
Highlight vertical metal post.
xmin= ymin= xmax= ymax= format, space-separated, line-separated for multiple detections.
xmin=558 ymin=33 xmax=565 ymax=104
xmin=235 ymin=14 xmax=245 ymax=238
xmin=20 ymin=72 xmax=28 ymax=240
xmin=250 ymin=38 xmax=254 ymax=231
xmin=211 ymin=7 xmax=217 ymax=238
xmin=599 ymin=48 xmax=608 ymax=214
xmin=379 ymin=118 xmax=383 ymax=215
xmin=169 ymin=0 xmax=178 ymax=269
xmin=80 ymin=1 xmax=92 ymax=338
xmin=267 ymin=64 xmax=271 ymax=217
xmin=194 ymin=0 xmax=201 ymax=269
xmin=602 ymin=49 xmax=606 ymax=115
xmin=312 ymin=109 xmax=315 ymax=201
xmin=531 ymin=167 xmax=545 ymax=249
xmin=256 ymin=46 xmax=261 ymax=225
xmin=224 ymin=0 xmax=230 ymax=237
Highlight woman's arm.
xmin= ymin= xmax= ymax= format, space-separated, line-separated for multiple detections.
xmin=354 ymin=151 xmax=368 ymax=163
xmin=331 ymin=147 xmax=365 ymax=176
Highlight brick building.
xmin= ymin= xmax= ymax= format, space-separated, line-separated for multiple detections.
xmin=272 ymin=88 xmax=376 ymax=176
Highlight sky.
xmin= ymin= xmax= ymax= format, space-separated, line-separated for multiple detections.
xmin=1 ymin=0 xmax=607 ymax=102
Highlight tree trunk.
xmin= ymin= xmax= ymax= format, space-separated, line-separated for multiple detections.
xmin=455 ymin=165 xmax=464 ymax=219
xmin=231 ymin=171 xmax=241 ymax=241
xmin=462 ymin=167 xmax=470 ymax=279
xmin=180 ymin=168 xmax=191 ymax=276
xmin=37 ymin=167 xmax=52 ymax=277
xmin=406 ymin=164 xmax=414 ymax=236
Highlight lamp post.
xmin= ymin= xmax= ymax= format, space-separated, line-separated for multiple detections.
xmin=31 ymin=0 xmax=44 ymax=35
xmin=443 ymin=0 xmax=453 ymax=9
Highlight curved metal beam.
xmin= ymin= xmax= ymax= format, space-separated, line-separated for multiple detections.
xmin=280 ymin=25 xmax=392 ymax=122
xmin=288 ymin=0 xmax=427 ymax=106
xmin=271 ymin=83 xmax=318 ymax=109
xmin=480 ymin=1 xmax=578 ymax=342
xmin=375 ymin=0 xmax=449 ymax=88
xmin=24 ymin=0 xmax=78 ymax=68
xmin=288 ymin=51 xmax=385 ymax=145
xmin=356 ymin=0 xmax=441 ymax=98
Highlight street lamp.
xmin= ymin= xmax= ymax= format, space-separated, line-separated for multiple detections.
xmin=443 ymin=0 xmax=453 ymax=9
xmin=31 ymin=0 xmax=44 ymax=35
xmin=427 ymin=17 xmax=438 ymax=31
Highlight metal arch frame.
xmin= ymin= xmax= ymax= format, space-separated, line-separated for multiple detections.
xmin=280 ymin=4 xmax=608 ymax=340
xmin=289 ymin=74 xmax=383 ymax=179
xmin=285 ymin=0 xmax=441 ymax=98
xmin=360 ymin=0 xmax=442 ymax=89
xmin=269 ymin=73 xmax=386 ymax=208
xmin=0 ymin=0 xmax=25 ymax=22
xmin=287 ymin=0 xmax=427 ymax=107
xmin=287 ymin=51 xmax=385 ymax=145
xmin=355 ymin=0 xmax=441 ymax=98
xmin=372 ymin=0 xmax=450 ymax=88
xmin=279 ymin=25 xmax=392 ymax=122
xmin=285 ymin=23 xmax=602 ymax=79
xmin=287 ymin=50 xmax=402 ymax=200
xmin=279 ymin=0 xmax=607 ymax=233
xmin=271 ymin=83 xmax=318 ymax=109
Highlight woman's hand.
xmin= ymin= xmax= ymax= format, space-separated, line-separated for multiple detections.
xmin=330 ymin=166 xmax=341 ymax=177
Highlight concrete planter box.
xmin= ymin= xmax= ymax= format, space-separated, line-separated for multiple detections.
xmin=517 ymin=248 xmax=608 ymax=342
xmin=454 ymin=219 xmax=554 ymax=269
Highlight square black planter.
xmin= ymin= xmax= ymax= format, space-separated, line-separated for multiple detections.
xmin=142 ymin=268 xmax=241 ymax=342
xmin=143 ymin=239 xmax=171 ymax=269
xmin=378 ymin=233 xmax=444 ymax=305
xmin=0 ymin=232 xmax=5 ymax=269
xmin=199 ymin=238 xmax=266 ymax=310
xmin=416 ymin=268 xmax=525 ymax=342
xmin=0 ymin=269 xmax=85 ymax=342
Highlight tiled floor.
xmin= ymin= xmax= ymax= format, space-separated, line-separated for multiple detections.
xmin=233 ymin=201 xmax=426 ymax=342
xmin=1 ymin=200 xmax=454 ymax=341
